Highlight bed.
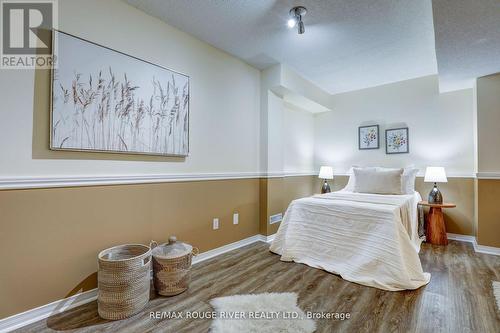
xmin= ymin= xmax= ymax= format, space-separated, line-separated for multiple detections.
xmin=270 ymin=168 xmax=431 ymax=291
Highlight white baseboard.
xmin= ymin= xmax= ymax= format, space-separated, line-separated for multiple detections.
xmin=191 ymin=234 xmax=264 ymax=265
xmin=446 ymin=233 xmax=476 ymax=243
xmin=265 ymin=233 xmax=276 ymax=243
xmin=257 ymin=233 xmax=275 ymax=243
xmin=0 ymin=289 xmax=97 ymax=333
xmin=447 ymin=233 xmax=500 ymax=256
xmin=0 ymin=234 xmax=271 ymax=332
xmin=473 ymin=243 xmax=500 ymax=256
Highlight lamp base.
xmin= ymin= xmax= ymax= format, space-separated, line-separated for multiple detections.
xmin=321 ymin=180 xmax=331 ymax=194
xmin=428 ymin=183 xmax=443 ymax=204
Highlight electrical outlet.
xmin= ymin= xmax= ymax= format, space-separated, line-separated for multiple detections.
xmin=269 ymin=213 xmax=283 ymax=224
xmin=233 ymin=213 xmax=239 ymax=225
xmin=213 ymin=218 xmax=219 ymax=230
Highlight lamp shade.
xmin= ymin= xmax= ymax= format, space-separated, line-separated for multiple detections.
xmin=318 ymin=166 xmax=334 ymax=180
xmin=424 ymin=167 xmax=447 ymax=183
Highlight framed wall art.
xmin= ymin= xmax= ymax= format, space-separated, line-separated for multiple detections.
xmin=385 ymin=127 xmax=409 ymax=154
xmin=358 ymin=125 xmax=379 ymax=150
xmin=51 ymin=30 xmax=190 ymax=156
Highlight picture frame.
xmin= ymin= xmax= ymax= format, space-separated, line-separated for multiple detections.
xmin=385 ymin=127 xmax=409 ymax=154
xmin=50 ymin=30 xmax=190 ymax=157
xmin=358 ymin=125 xmax=379 ymax=150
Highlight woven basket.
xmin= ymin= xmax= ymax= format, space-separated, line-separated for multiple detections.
xmin=97 ymin=244 xmax=151 ymax=320
xmin=151 ymin=238 xmax=198 ymax=296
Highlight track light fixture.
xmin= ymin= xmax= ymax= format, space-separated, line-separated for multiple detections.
xmin=288 ymin=6 xmax=307 ymax=34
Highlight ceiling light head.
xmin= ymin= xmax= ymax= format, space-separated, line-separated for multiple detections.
xmin=298 ymin=20 xmax=305 ymax=34
xmin=288 ymin=6 xmax=307 ymax=34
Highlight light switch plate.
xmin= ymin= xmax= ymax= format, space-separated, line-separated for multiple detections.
xmin=233 ymin=213 xmax=239 ymax=225
xmin=213 ymin=218 xmax=219 ymax=230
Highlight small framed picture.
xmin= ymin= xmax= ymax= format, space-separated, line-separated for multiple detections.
xmin=358 ymin=125 xmax=379 ymax=150
xmin=386 ymin=127 xmax=409 ymax=154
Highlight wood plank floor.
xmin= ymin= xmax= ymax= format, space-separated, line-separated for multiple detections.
xmin=17 ymin=240 xmax=500 ymax=333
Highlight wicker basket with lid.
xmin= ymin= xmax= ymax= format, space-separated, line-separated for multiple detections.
xmin=150 ymin=236 xmax=198 ymax=296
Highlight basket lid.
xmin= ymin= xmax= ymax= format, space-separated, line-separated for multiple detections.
xmin=151 ymin=236 xmax=192 ymax=259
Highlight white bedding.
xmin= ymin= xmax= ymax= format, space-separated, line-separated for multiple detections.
xmin=269 ymin=190 xmax=430 ymax=291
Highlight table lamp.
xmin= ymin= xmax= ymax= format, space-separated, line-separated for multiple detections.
xmin=319 ymin=166 xmax=334 ymax=194
xmin=424 ymin=167 xmax=447 ymax=204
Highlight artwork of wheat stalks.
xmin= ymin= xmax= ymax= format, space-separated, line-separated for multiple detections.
xmin=51 ymin=32 xmax=189 ymax=156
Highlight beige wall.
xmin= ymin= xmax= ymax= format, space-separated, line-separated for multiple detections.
xmin=0 ymin=175 xmax=317 ymax=319
xmin=0 ymin=179 xmax=260 ymax=319
xmin=259 ymin=178 xmax=269 ymax=235
xmin=476 ymin=179 xmax=500 ymax=247
xmin=283 ymin=176 xmax=316 ymax=209
xmin=265 ymin=178 xmax=286 ymax=235
xmin=260 ymin=176 xmax=316 ymax=236
xmin=415 ymin=178 xmax=475 ymax=235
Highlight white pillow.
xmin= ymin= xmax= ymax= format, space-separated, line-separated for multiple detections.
xmin=376 ymin=166 xmax=419 ymax=194
xmin=353 ymin=168 xmax=404 ymax=194
xmin=344 ymin=165 xmax=367 ymax=191
xmin=401 ymin=168 xmax=418 ymax=194
xmin=345 ymin=166 xmax=418 ymax=194
xmin=344 ymin=167 xmax=355 ymax=191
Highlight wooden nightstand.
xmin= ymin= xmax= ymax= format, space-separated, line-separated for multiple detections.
xmin=418 ymin=201 xmax=456 ymax=245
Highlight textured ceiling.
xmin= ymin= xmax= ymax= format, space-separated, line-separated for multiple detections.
xmin=125 ymin=0 xmax=438 ymax=94
xmin=432 ymin=0 xmax=500 ymax=92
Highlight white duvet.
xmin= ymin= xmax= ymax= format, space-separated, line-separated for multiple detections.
xmin=269 ymin=190 xmax=430 ymax=291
